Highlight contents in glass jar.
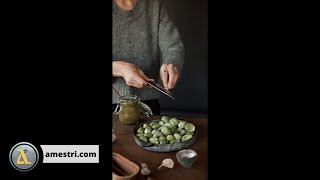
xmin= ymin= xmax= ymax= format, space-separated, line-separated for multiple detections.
xmin=119 ymin=96 xmax=140 ymax=125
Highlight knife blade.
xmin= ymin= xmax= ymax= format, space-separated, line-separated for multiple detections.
xmin=147 ymin=81 xmax=175 ymax=100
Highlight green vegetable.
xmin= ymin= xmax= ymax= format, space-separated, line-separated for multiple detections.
xmin=177 ymin=128 xmax=183 ymax=132
xmin=184 ymin=123 xmax=195 ymax=132
xmin=164 ymin=123 xmax=173 ymax=128
xmin=137 ymin=127 xmax=144 ymax=134
xmin=161 ymin=116 xmax=170 ymax=122
xmin=178 ymin=121 xmax=187 ymax=129
xmin=153 ymin=132 xmax=164 ymax=138
xmin=144 ymin=133 xmax=152 ymax=138
xmin=143 ymin=124 xmax=149 ymax=129
xmin=151 ymin=140 xmax=159 ymax=144
xmin=161 ymin=126 xmax=171 ymax=136
xmin=136 ymin=116 xmax=196 ymax=145
xmin=152 ymin=123 xmax=161 ymax=130
xmin=169 ymin=118 xmax=179 ymax=126
xmin=179 ymin=130 xmax=187 ymax=135
xmin=186 ymin=131 xmax=194 ymax=136
xmin=170 ymin=126 xmax=177 ymax=132
xmin=170 ymin=139 xmax=181 ymax=144
xmin=160 ymin=139 xmax=169 ymax=144
xmin=151 ymin=130 xmax=160 ymax=135
xmin=166 ymin=135 xmax=175 ymax=141
xmin=182 ymin=134 xmax=193 ymax=142
xmin=139 ymin=136 xmax=148 ymax=143
xmin=149 ymin=137 xmax=158 ymax=142
xmin=144 ymin=127 xmax=152 ymax=134
xmin=174 ymin=133 xmax=182 ymax=140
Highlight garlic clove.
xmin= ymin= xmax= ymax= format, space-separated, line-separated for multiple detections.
xmin=140 ymin=162 xmax=151 ymax=176
xmin=157 ymin=158 xmax=174 ymax=170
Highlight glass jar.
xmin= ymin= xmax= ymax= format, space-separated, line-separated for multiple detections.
xmin=118 ymin=95 xmax=140 ymax=125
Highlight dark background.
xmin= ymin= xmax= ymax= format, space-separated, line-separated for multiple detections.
xmin=0 ymin=2 xmax=108 ymax=178
xmin=160 ymin=0 xmax=208 ymax=118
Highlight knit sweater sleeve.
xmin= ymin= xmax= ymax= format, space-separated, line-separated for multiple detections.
xmin=158 ymin=0 xmax=184 ymax=74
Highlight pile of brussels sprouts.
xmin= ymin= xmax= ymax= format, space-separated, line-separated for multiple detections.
xmin=136 ymin=116 xmax=196 ymax=145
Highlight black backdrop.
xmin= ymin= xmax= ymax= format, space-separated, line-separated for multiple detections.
xmin=160 ymin=0 xmax=208 ymax=118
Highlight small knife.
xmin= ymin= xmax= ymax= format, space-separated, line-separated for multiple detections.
xmin=147 ymin=81 xmax=175 ymax=100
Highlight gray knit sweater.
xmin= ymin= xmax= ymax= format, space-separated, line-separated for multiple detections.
xmin=112 ymin=0 xmax=184 ymax=104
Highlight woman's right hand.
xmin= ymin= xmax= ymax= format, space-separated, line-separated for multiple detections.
xmin=112 ymin=61 xmax=152 ymax=88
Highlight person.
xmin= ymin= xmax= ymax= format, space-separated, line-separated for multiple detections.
xmin=112 ymin=0 xmax=184 ymax=115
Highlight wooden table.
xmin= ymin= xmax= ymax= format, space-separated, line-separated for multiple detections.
xmin=112 ymin=114 xmax=208 ymax=180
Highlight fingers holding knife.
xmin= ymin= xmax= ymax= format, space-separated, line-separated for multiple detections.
xmin=160 ymin=64 xmax=179 ymax=90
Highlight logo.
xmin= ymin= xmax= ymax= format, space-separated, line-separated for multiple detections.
xmin=9 ymin=142 xmax=39 ymax=172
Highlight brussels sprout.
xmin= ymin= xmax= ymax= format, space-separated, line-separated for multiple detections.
xmin=177 ymin=128 xmax=183 ymax=132
xmin=149 ymin=136 xmax=160 ymax=144
xmin=149 ymin=137 xmax=158 ymax=142
xmin=166 ymin=135 xmax=175 ymax=141
xmin=152 ymin=123 xmax=161 ymax=130
xmin=174 ymin=133 xmax=182 ymax=140
xmin=144 ymin=133 xmax=152 ymax=138
xmin=161 ymin=116 xmax=170 ymax=122
xmin=151 ymin=140 xmax=160 ymax=144
xmin=178 ymin=121 xmax=187 ymax=129
xmin=143 ymin=124 xmax=149 ymax=129
xmin=169 ymin=118 xmax=179 ymax=126
xmin=161 ymin=126 xmax=171 ymax=136
xmin=170 ymin=139 xmax=181 ymax=144
xmin=159 ymin=136 xmax=166 ymax=141
xmin=139 ymin=118 xmax=195 ymax=145
xmin=144 ymin=127 xmax=152 ymax=134
xmin=139 ymin=136 xmax=148 ymax=143
xmin=149 ymin=122 xmax=155 ymax=127
xmin=164 ymin=123 xmax=174 ymax=129
xmin=160 ymin=139 xmax=169 ymax=144
xmin=182 ymin=134 xmax=193 ymax=142
xmin=186 ymin=131 xmax=194 ymax=136
xmin=179 ymin=129 xmax=187 ymax=135
xmin=137 ymin=127 xmax=144 ymax=134
xmin=184 ymin=123 xmax=195 ymax=132
xmin=153 ymin=132 xmax=164 ymax=138
xmin=151 ymin=130 xmax=160 ymax=135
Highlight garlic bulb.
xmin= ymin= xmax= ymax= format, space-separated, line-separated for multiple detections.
xmin=140 ymin=162 xmax=151 ymax=176
xmin=157 ymin=158 xmax=174 ymax=170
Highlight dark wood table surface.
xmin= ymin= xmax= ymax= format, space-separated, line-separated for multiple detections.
xmin=112 ymin=114 xmax=208 ymax=180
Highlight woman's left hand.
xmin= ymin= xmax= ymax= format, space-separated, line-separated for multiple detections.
xmin=160 ymin=64 xmax=179 ymax=90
